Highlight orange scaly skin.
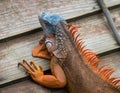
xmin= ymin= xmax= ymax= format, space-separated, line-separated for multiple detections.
xmin=18 ymin=19 xmax=120 ymax=92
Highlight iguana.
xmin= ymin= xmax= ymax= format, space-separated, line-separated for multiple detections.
xmin=18 ymin=13 xmax=120 ymax=93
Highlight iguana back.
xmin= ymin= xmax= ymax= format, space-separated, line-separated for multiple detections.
xmin=56 ymin=22 xmax=120 ymax=93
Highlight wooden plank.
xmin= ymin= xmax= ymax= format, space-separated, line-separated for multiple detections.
xmin=0 ymin=0 xmax=120 ymax=40
xmin=0 ymin=80 xmax=68 ymax=93
xmin=0 ymin=7 xmax=120 ymax=85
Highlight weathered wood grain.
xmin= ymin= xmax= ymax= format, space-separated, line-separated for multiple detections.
xmin=0 ymin=0 xmax=120 ymax=40
xmin=0 ymin=7 xmax=120 ymax=85
xmin=0 ymin=80 xmax=68 ymax=93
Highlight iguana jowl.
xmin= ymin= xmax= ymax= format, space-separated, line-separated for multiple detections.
xmin=18 ymin=13 xmax=120 ymax=93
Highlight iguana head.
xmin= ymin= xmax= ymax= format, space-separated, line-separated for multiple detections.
xmin=38 ymin=12 xmax=70 ymax=59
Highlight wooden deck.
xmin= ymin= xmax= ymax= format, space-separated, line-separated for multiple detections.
xmin=0 ymin=0 xmax=120 ymax=92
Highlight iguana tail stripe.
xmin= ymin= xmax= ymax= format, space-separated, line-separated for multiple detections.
xmin=67 ymin=23 xmax=120 ymax=89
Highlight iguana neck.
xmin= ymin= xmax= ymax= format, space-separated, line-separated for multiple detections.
xmin=56 ymin=22 xmax=120 ymax=93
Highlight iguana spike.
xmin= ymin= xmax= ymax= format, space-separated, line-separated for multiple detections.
xmin=98 ymin=64 xmax=109 ymax=72
xmin=76 ymin=39 xmax=82 ymax=47
xmin=80 ymin=45 xmax=86 ymax=52
xmin=92 ymin=60 xmax=102 ymax=68
xmin=78 ymin=41 xmax=85 ymax=50
xmin=69 ymin=26 xmax=77 ymax=32
xmin=99 ymin=68 xmax=113 ymax=78
xmin=109 ymin=78 xmax=116 ymax=82
xmin=69 ymin=25 xmax=80 ymax=32
xmin=82 ymin=49 xmax=91 ymax=55
xmin=87 ymin=55 xmax=97 ymax=64
xmin=71 ymin=30 xmax=77 ymax=37
xmin=68 ymin=24 xmax=80 ymax=38
xmin=112 ymin=79 xmax=120 ymax=85
xmin=74 ymin=34 xmax=80 ymax=43
xmin=67 ymin=23 xmax=72 ymax=28
xmin=105 ymin=69 xmax=115 ymax=79
xmin=83 ymin=51 xmax=95 ymax=57
xmin=85 ymin=52 xmax=96 ymax=61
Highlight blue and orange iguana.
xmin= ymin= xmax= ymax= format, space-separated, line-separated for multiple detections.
xmin=18 ymin=13 xmax=120 ymax=93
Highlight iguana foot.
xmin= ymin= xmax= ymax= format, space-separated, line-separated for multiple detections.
xmin=18 ymin=59 xmax=44 ymax=76
xmin=18 ymin=58 xmax=67 ymax=88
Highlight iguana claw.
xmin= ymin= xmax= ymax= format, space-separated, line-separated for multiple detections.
xmin=18 ymin=59 xmax=44 ymax=76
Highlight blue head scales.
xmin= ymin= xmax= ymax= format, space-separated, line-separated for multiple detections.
xmin=39 ymin=12 xmax=65 ymax=34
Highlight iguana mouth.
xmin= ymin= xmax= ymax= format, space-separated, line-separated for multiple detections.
xmin=66 ymin=23 xmax=120 ymax=89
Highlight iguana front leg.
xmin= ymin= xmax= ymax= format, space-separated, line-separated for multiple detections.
xmin=18 ymin=37 xmax=67 ymax=88
xmin=32 ymin=36 xmax=51 ymax=60
xmin=18 ymin=58 xmax=66 ymax=88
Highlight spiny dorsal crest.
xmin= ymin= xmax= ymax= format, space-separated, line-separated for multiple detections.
xmin=67 ymin=23 xmax=120 ymax=89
